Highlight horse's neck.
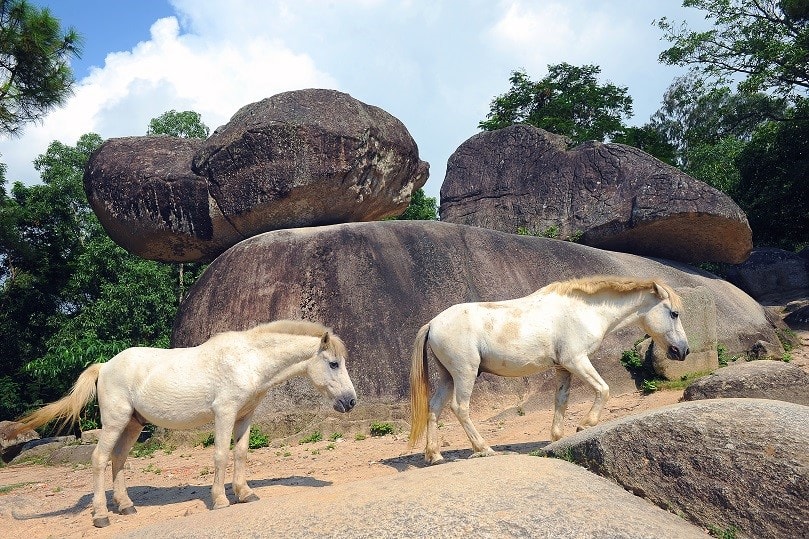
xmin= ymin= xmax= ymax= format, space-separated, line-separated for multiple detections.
xmin=576 ymin=290 xmax=650 ymax=336
xmin=251 ymin=334 xmax=319 ymax=387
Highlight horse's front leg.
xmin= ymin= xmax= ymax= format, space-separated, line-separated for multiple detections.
xmin=211 ymin=412 xmax=236 ymax=510
xmin=550 ymin=367 xmax=572 ymax=441
xmin=565 ymin=354 xmax=610 ymax=431
xmin=111 ymin=419 xmax=144 ymax=515
xmin=231 ymin=414 xmax=259 ymax=503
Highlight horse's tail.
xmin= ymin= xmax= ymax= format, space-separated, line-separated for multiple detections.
xmin=408 ymin=323 xmax=431 ymax=447
xmin=10 ymin=363 xmax=102 ymax=438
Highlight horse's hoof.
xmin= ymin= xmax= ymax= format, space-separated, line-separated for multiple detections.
xmin=212 ymin=500 xmax=230 ymax=510
xmin=119 ymin=505 xmax=137 ymax=515
xmin=470 ymin=450 xmax=497 ymax=459
xmin=239 ymin=493 xmax=260 ymax=503
xmin=93 ymin=516 xmax=111 ymax=528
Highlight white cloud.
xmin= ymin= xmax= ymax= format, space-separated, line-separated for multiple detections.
xmin=0 ymin=0 xmax=701 ymax=199
xmin=0 ymin=10 xmax=336 ymax=185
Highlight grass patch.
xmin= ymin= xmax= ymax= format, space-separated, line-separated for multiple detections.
xmin=131 ymin=436 xmax=173 ymax=458
xmin=369 ymin=422 xmax=395 ymax=437
xmin=707 ymin=524 xmax=738 ymax=539
xmin=248 ymin=426 xmax=269 ymax=449
xmin=0 ymin=481 xmax=38 ymax=494
xmin=299 ymin=431 xmax=322 ymax=444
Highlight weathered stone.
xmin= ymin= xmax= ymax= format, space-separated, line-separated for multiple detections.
xmin=542 ymin=398 xmax=809 ymax=539
xmin=10 ymin=435 xmax=76 ymax=464
xmin=48 ymin=443 xmax=96 ymax=465
xmin=80 ymin=429 xmax=102 ymax=444
xmin=785 ymin=304 xmax=809 ymax=328
xmin=748 ymin=339 xmax=785 ymax=359
xmin=645 ymin=286 xmax=719 ymax=380
xmin=120 ymin=455 xmax=707 ymax=539
xmin=439 ymin=125 xmax=752 ymax=264
xmin=85 ymin=136 xmax=241 ymax=262
xmin=724 ymin=247 xmax=809 ymax=303
xmin=683 ymin=360 xmax=809 ymax=405
xmin=172 ymin=221 xmax=778 ymax=414
xmin=0 ymin=420 xmax=39 ymax=463
xmin=84 ymin=89 xmax=428 ymax=263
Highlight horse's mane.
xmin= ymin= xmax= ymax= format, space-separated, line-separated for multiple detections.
xmin=540 ymin=275 xmax=683 ymax=310
xmin=248 ymin=320 xmax=347 ymax=356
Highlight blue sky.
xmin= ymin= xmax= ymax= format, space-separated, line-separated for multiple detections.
xmin=2 ymin=1 xmax=704 ymax=200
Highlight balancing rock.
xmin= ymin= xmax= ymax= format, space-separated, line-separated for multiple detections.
xmin=439 ymin=124 xmax=752 ymax=264
xmin=84 ymin=89 xmax=429 ymax=263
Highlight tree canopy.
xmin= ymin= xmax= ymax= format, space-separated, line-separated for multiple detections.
xmin=658 ymin=0 xmax=809 ymax=99
xmin=147 ymin=109 xmax=210 ymax=139
xmin=0 ymin=0 xmax=82 ymax=136
xmin=394 ymin=188 xmax=437 ymax=220
xmin=479 ymin=64 xmax=633 ymax=144
xmin=0 ymin=110 xmax=211 ymax=423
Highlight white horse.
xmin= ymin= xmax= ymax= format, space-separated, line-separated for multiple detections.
xmin=409 ymin=275 xmax=689 ymax=465
xmin=11 ymin=320 xmax=356 ymax=528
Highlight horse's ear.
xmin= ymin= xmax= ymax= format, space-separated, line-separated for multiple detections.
xmin=653 ymin=282 xmax=669 ymax=300
xmin=321 ymin=332 xmax=331 ymax=347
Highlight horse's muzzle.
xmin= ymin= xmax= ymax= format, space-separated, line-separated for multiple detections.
xmin=333 ymin=395 xmax=356 ymax=413
xmin=667 ymin=345 xmax=690 ymax=361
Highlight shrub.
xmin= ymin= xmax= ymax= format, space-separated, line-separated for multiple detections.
xmin=369 ymin=422 xmax=395 ymax=437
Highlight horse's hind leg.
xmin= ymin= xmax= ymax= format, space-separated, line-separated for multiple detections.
xmin=449 ymin=370 xmax=495 ymax=459
xmin=425 ymin=363 xmax=453 ymax=465
xmin=231 ymin=414 xmax=259 ymax=503
xmin=565 ymin=354 xmax=610 ymax=431
xmin=91 ymin=418 xmax=130 ymax=527
xmin=550 ymin=367 xmax=572 ymax=441
xmin=111 ymin=418 xmax=143 ymax=515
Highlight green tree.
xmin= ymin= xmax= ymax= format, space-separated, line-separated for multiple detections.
xmin=395 ymin=188 xmax=437 ymax=220
xmin=147 ymin=109 xmax=210 ymax=139
xmin=735 ymin=107 xmax=809 ymax=250
xmin=612 ymin=124 xmax=678 ymax=166
xmin=479 ymin=64 xmax=633 ymax=144
xmin=0 ymin=0 xmax=82 ymax=135
xmin=658 ymin=0 xmax=809 ymax=99
xmin=0 ymin=133 xmax=102 ymax=416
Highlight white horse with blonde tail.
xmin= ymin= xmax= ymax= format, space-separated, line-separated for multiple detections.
xmin=11 ymin=320 xmax=356 ymax=528
xmin=409 ymin=275 xmax=689 ymax=465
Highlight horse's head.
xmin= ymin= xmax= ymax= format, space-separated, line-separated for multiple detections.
xmin=307 ymin=331 xmax=357 ymax=412
xmin=640 ymin=282 xmax=690 ymax=361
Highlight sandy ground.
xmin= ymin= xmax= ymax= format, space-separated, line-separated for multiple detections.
xmin=2 ymin=328 xmax=807 ymax=539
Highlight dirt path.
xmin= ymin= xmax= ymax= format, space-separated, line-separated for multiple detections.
xmin=2 ymin=329 xmax=807 ymax=539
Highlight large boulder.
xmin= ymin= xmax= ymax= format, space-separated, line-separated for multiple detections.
xmin=439 ymin=125 xmax=752 ymax=264
xmin=723 ymin=247 xmax=809 ymax=304
xmin=84 ymin=89 xmax=429 ymax=263
xmin=683 ymin=360 xmax=809 ymax=405
xmin=120 ymin=455 xmax=707 ymax=539
xmin=542 ymin=398 xmax=809 ymax=539
xmin=172 ymin=221 xmax=778 ymax=410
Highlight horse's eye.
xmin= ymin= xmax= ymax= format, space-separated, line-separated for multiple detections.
xmin=329 ymin=360 xmax=339 ymax=370
xmin=670 ymin=310 xmax=679 ymax=319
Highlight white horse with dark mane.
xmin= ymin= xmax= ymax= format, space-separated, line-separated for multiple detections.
xmin=409 ymin=275 xmax=689 ymax=465
xmin=11 ymin=320 xmax=356 ymax=528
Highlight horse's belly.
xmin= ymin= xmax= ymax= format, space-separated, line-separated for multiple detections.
xmin=479 ymin=354 xmax=552 ymax=377
xmin=138 ymin=406 xmax=215 ymax=430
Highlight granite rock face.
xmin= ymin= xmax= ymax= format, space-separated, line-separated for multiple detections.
xmin=84 ymin=89 xmax=428 ymax=262
xmin=439 ymin=125 xmax=752 ymax=264
xmin=543 ymin=398 xmax=809 ymax=539
xmin=683 ymin=360 xmax=809 ymax=405
xmin=171 ymin=221 xmax=778 ymax=411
